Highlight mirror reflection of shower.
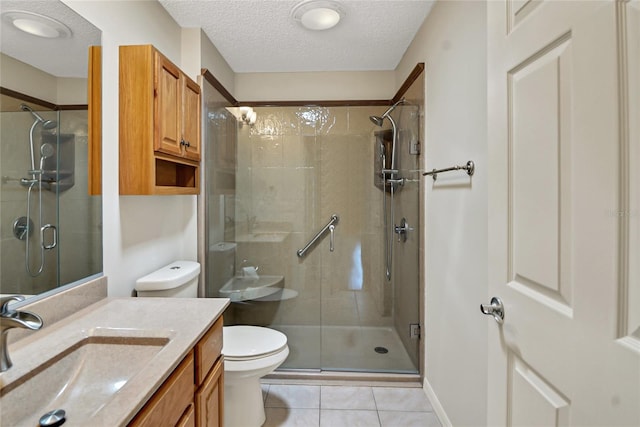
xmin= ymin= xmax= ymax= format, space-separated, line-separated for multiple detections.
xmin=370 ymin=98 xmax=405 ymax=281
xmin=19 ymin=104 xmax=58 ymax=277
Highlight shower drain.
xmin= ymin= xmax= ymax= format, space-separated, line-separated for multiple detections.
xmin=374 ymin=346 xmax=389 ymax=354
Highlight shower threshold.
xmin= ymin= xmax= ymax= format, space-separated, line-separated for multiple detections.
xmin=270 ymin=324 xmax=419 ymax=377
xmin=265 ymin=369 xmax=421 ymax=387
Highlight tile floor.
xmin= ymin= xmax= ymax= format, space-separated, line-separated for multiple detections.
xmin=261 ymin=383 xmax=441 ymax=427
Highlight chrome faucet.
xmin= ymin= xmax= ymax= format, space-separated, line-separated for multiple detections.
xmin=0 ymin=295 xmax=43 ymax=372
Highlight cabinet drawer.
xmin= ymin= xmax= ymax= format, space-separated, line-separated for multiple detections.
xmin=129 ymin=351 xmax=195 ymax=427
xmin=195 ymin=316 xmax=223 ymax=385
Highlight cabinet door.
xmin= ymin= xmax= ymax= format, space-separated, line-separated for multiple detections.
xmin=182 ymin=75 xmax=201 ymax=161
xmin=195 ymin=357 xmax=223 ymax=427
xmin=154 ymin=52 xmax=182 ymax=157
xmin=129 ymin=352 xmax=195 ymax=427
xmin=177 ymin=403 xmax=195 ymax=427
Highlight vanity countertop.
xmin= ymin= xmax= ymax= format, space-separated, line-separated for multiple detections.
xmin=1 ymin=297 xmax=230 ymax=427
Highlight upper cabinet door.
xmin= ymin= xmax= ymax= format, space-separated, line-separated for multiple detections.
xmin=154 ymin=53 xmax=182 ymax=157
xmin=182 ymin=76 xmax=201 ymax=161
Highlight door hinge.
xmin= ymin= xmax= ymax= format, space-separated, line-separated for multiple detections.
xmin=410 ymin=323 xmax=421 ymax=339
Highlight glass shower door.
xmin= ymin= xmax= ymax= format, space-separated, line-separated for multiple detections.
xmin=0 ymin=106 xmax=60 ymax=296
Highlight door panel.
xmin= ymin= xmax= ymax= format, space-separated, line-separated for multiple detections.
xmin=182 ymin=76 xmax=201 ymax=161
xmin=509 ymin=33 xmax=573 ymax=311
xmin=488 ymin=1 xmax=640 ymax=425
xmin=509 ymin=355 xmax=570 ymax=427
xmin=155 ymin=53 xmax=182 ymax=156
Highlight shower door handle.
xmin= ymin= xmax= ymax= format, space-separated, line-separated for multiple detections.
xmin=41 ymin=224 xmax=57 ymax=250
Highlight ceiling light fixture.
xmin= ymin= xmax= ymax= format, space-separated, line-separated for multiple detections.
xmin=291 ymin=0 xmax=345 ymax=31
xmin=1 ymin=10 xmax=72 ymax=39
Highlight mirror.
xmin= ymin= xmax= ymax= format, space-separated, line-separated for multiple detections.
xmin=0 ymin=0 xmax=102 ymax=299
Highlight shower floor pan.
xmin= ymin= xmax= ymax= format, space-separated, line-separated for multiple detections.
xmin=271 ymin=325 xmax=418 ymax=374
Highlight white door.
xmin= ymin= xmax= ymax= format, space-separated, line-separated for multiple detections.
xmin=487 ymin=1 xmax=640 ymax=425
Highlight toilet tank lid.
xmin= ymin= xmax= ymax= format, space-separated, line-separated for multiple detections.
xmin=135 ymin=261 xmax=201 ymax=291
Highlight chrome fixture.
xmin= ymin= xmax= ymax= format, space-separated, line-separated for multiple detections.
xmin=369 ymin=98 xmax=405 ymax=174
xmin=19 ymin=105 xmax=58 ymax=277
xmin=39 ymin=409 xmax=66 ymax=427
xmin=297 ymin=214 xmax=339 ymax=258
xmin=291 ymin=0 xmax=344 ymax=31
xmin=12 ymin=216 xmax=33 ymax=240
xmin=21 ymin=104 xmax=57 ymax=173
xmin=0 ymin=295 xmax=43 ymax=371
xmin=423 ymin=160 xmax=475 ymax=181
xmin=480 ymin=297 xmax=504 ymax=324
xmin=394 ymin=217 xmax=413 ymax=243
xmin=370 ymin=99 xmax=406 ymax=281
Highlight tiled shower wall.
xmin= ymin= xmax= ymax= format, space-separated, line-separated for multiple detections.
xmin=230 ymin=106 xmax=393 ymax=329
xmin=0 ymin=108 xmax=101 ymax=295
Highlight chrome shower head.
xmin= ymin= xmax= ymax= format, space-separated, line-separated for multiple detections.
xmin=369 ymin=98 xmax=406 ymax=127
xmin=20 ymin=104 xmax=57 ymax=129
xmin=369 ymin=115 xmax=384 ymax=126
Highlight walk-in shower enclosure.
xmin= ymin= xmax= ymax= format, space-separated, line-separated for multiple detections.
xmin=202 ymin=77 xmax=423 ymax=375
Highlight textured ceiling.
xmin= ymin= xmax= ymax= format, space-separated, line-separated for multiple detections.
xmin=0 ymin=0 xmax=101 ymax=78
xmin=0 ymin=0 xmax=433 ymax=78
xmin=159 ymin=0 xmax=435 ymax=73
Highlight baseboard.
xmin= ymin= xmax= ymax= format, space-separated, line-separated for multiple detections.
xmin=265 ymin=370 xmax=422 ymax=387
xmin=423 ymin=377 xmax=453 ymax=427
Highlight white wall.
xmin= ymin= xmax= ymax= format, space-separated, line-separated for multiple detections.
xmin=1 ymin=53 xmax=57 ymax=102
xmin=234 ymin=71 xmax=395 ymax=101
xmin=62 ymin=0 xmax=198 ymax=296
xmin=396 ymin=1 xmax=488 ymax=425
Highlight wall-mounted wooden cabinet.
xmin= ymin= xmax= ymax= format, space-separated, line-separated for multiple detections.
xmin=119 ymin=45 xmax=201 ymax=195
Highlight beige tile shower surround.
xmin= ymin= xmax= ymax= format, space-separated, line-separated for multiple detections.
xmin=1 ymin=278 xmax=229 ymax=426
xmin=230 ymin=106 xmax=391 ymax=330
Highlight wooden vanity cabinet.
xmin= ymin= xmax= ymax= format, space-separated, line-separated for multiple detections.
xmin=119 ymin=44 xmax=201 ymax=195
xmin=129 ymin=317 xmax=224 ymax=427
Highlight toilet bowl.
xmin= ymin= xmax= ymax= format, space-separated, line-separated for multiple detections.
xmin=223 ymin=325 xmax=289 ymax=427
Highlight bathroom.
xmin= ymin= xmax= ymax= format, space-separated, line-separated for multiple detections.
xmin=1 ymin=1 xmax=638 ymax=426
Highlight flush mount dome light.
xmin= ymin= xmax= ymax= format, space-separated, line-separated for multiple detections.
xmin=291 ymin=0 xmax=344 ymax=31
xmin=1 ymin=10 xmax=71 ymax=39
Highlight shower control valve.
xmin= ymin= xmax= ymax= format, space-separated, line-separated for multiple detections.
xmin=394 ymin=217 xmax=413 ymax=243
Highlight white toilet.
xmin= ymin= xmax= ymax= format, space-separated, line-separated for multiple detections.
xmin=135 ymin=260 xmax=289 ymax=427
xmin=135 ymin=260 xmax=200 ymax=297
xmin=223 ymin=325 xmax=289 ymax=427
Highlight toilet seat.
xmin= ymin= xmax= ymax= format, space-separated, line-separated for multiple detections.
xmin=223 ymin=326 xmax=287 ymax=361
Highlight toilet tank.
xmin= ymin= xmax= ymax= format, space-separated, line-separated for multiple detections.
xmin=135 ymin=261 xmax=200 ymax=298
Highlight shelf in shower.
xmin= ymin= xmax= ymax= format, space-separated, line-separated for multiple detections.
xmin=219 ymin=275 xmax=285 ymax=302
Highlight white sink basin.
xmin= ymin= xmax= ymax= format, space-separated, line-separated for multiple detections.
xmin=219 ymin=275 xmax=285 ymax=302
xmin=0 ymin=329 xmax=170 ymax=426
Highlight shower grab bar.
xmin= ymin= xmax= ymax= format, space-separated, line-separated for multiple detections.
xmin=297 ymin=214 xmax=339 ymax=258
xmin=422 ymin=160 xmax=475 ymax=181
